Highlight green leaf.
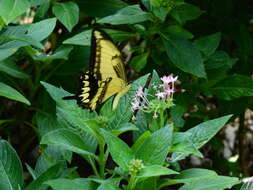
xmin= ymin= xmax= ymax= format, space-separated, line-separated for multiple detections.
xmin=0 ymin=140 xmax=23 ymax=190
xmin=101 ymin=129 xmax=135 ymax=171
xmin=170 ymin=3 xmax=204 ymax=25
xmin=45 ymin=178 xmax=96 ymax=190
xmin=162 ymin=34 xmax=206 ymax=78
xmin=171 ymin=115 xmax=232 ymax=161
xmin=178 ymin=176 xmax=239 ymax=190
xmin=0 ymin=34 xmax=44 ymax=49
xmin=75 ymin=0 xmax=127 ymax=17
xmin=27 ymin=18 xmax=57 ymax=41
xmin=24 ymin=163 xmax=62 ymax=190
xmin=205 ymin=51 xmax=237 ymax=70
xmin=97 ymin=180 xmax=121 ymax=190
xmin=40 ymin=128 xmax=96 ymax=158
xmin=164 ymin=25 xmax=194 ymax=39
xmin=135 ymin=125 xmax=173 ymax=165
xmin=159 ymin=168 xmax=239 ymax=189
xmin=0 ymin=0 xmax=30 ymax=24
xmin=210 ymin=75 xmax=253 ymax=100
xmin=194 ymin=33 xmax=221 ymax=56
xmin=63 ymin=30 xmax=91 ymax=46
xmin=32 ymin=46 xmax=73 ymax=61
xmin=138 ymin=165 xmax=178 ymax=179
xmin=53 ymin=2 xmax=79 ymax=32
xmin=40 ymin=82 xmax=98 ymax=154
xmin=0 ymin=82 xmax=30 ymax=105
xmin=0 ymin=48 xmax=18 ymax=61
xmin=98 ymin=5 xmax=151 ymax=25
xmin=0 ymin=60 xmax=29 ymax=79
xmin=132 ymin=131 xmax=151 ymax=153
xmin=130 ymin=53 xmax=149 ymax=72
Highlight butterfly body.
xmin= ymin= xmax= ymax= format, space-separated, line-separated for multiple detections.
xmin=64 ymin=29 xmax=129 ymax=110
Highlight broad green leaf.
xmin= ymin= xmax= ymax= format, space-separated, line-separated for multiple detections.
xmin=171 ymin=115 xmax=232 ymax=161
xmin=205 ymin=51 xmax=237 ymax=70
xmin=159 ymin=168 xmax=238 ymax=189
xmin=30 ymin=0 xmax=49 ymax=6
xmin=164 ymin=25 xmax=194 ymax=39
xmin=24 ymin=163 xmax=62 ymax=190
xmin=75 ymin=0 xmax=127 ymax=17
xmin=130 ymin=53 xmax=149 ymax=72
xmin=45 ymin=178 xmax=96 ymax=190
xmin=27 ymin=18 xmax=57 ymax=41
xmin=0 ymin=82 xmax=30 ymax=105
xmin=135 ymin=125 xmax=173 ymax=165
xmin=170 ymin=3 xmax=204 ymax=25
xmin=32 ymin=46 xmax=73 ymax=61
xmin=98 ymin=5 xmax=151 ymax=25
xmin=53 ymin=2 xmax=79 ymax=32
xmin=101 ymin=129 xmax=135 ymax=171
xmin=40 ymin=128 xmax=96 ymax=158
xmin=63 ymin=30 xmax=91 ymax=46
xmin=138 ymin=165 xmax=178 ymax=179
xmin=0 ymin=0 xmax=30 ymax=24
xmin=97 ymin=181 xmax=121 ymax=190
xmin=178 ymin=176 xmax=239 ymax=190
xmin=0 ymin=34 xmax=44 ymax=49
xmin=162 ymin=34 xmax=206 ymax=78
xmin=0 ymin=140 xmax=23 ymax=190
xmin=0 ymin=48 xmax=18 ymax=61
xmin=194 ymin=33 xmax=221 ymax=56
xmin=210 ymin=75 xmax=253 ymax=100
xmin=0 ymin=60 xmax=29 ymax=79
xmin=132 ymin=131 xmax=151 ymax=153
xmin=40 ymin=82 xmax=98 ymax=154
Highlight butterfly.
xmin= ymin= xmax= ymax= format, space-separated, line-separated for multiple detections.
xmin=64 ymin=29 xmax=130 ymax=110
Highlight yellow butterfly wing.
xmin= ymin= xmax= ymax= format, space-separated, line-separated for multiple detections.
xmin=77 ymin=29 xmax=129 ymax=110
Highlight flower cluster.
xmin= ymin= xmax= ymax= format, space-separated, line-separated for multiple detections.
xmin=128 ymin=159 xmax=144 ymax=176
xmin=131 ymin=74 xmax=178 ymax=119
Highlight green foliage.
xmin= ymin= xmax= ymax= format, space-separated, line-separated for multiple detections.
xmin=1 ymin=0 xmax=252 ymax=189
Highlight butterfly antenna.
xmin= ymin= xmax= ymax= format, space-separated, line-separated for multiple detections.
xmin=62 ymin=95 xmax=77 ymax=100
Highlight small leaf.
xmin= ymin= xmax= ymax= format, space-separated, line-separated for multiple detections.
xmin=63 ymin=30 xmax=91 ymax=46
xmin=170 ymin=3 xmax=204 ymax=25
xmin=135 ymin=125 xmax=173 ymax=165
xmin=53 ymin=2 xmax=79 ymax=32
xmin=101 ymin=129 xmax=135 ymax=171
xmin=194 ymin=33 xmax=221 ymax=56
xmin=138 ymin=165 xmax=178 ymax=178
xmin=98 ymin=5 xmax=151 ymax=25
xmin=0 ymin=82 xmax=30 ymax=105
xmin=162 ymin=34 xmax=206 ymax=78
xmin=130 ymin=53 xmax=149 ymax=72
xmin=0 ymin=0 xmax=30 ymax=24
xmin=0 ymin=140 xmax=23 ymax=190
xmin=40 ymin=128 xmax=96 ymax=158
xmin=33 ymin=46 xmax=73 ymax=61
xmin=27 ymin=18 xmax=57 ymax=41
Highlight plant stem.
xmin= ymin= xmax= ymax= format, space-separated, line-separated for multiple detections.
xmin=238 ymin=111 xmax=249 ymax=175
xmin=88 ymin=157 xmax=99 ymax=177
xmin=98 ymin=143 xmax=105 ymax=178
xmin=127 ymin=175 xmax=136 ymax=190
